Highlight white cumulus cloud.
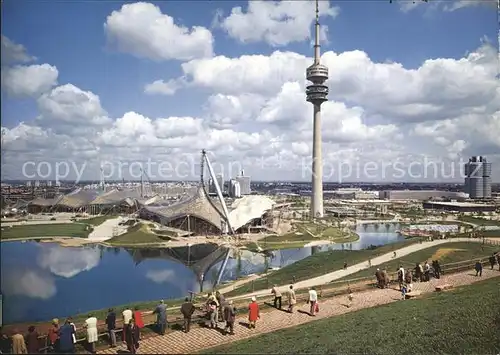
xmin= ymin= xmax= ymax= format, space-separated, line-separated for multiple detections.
xmin=216 ymin=0 xmax=339 ymax=46
xmin=105 ymin=2 xmax=213 ymax=61
xmin=1 ymin=64 xmax=58 ymax=97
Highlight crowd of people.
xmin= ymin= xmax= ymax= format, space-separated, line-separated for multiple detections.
xmin=1 ymin=252 xmax=499 ymax=354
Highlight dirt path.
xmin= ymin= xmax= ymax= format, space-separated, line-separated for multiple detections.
xmin=97 ymin=269 xmax=500 ymax=354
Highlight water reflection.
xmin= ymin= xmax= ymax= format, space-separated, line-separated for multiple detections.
xmin=37 ymin=244 xmax=101 ymax=278
xmin=2 ymin=267 xmax=56 ymax=300
xmin=1 ymin=223 xmax=403 ymax=324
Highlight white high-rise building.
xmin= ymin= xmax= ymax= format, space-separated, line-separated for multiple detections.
xmin=229 ymin=179 xmax=241 ymax=198
xmin=235 ymin=170 xmax=251 ymax=195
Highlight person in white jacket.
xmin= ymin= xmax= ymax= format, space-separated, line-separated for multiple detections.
xmin=122 ymin=308 xmax=133 ymax=343
xmin=308 ymin=287 xmax=318 ymax=316
xmin=84 ymin=314 xmax=98 ymax=354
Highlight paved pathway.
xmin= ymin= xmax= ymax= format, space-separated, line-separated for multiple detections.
xmin=97 ymin=268 xmax=499 ymax=355
xmin=228 ymin=238 xmax=483 ymax=300
xmin=88 ymin=217 xmax=127 ymax=241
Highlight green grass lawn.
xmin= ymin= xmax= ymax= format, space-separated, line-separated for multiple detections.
xmin=225 ymin=238 xmax=424 ymax=297
xmin=246 ymin=222 xmax=359 ymax=252
xmin=0 ymin=223 xmax=91 ymax=240
xmin=205 ymin=277 xmax=500 ymax=355
xmin=335 ymin=242 xmax=499 ymax=281
xmin=107 ymin=223 xmax=166 ymax=245
xmin=458 ymin=216 xmax=500 ymax=226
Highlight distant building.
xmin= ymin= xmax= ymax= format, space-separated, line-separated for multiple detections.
xmin=235 ymin=170 xmax=251 ymax=195
xmin=216 ymin=174 xmax=224 ymax=194
xmin=229 ymin=179 xmax=241 ymax=198
xmin=379 ymin=190 xmax=466 ymax=201
xmin=464 ymin=156 xmax=492 ymax=199
xmin=324 ymin=188 xmax=378 ymax=200
xmin=422 ymin=201 xmax=496 ymax=213
xmin=208 ymin=178 xmax=216 ymax=194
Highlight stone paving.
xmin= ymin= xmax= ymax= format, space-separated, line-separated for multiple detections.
xmin=97 ymin=269 xmax=499 ymax=354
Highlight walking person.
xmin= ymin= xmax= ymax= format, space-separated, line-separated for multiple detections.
xmin=223 ymin=300 xmax=236 ymax=335
xmin=216 ymin=291 xmax=227 ymax=323
xmin=84 ymin=314 xmax=98 ymax=354
xmin=347 ymin=287 xmax=353 ymax=308
xmin=405 ymin=269 xmax=412 ymax=285
xmin=48 ymin=319 xmax=60 ymax=353
xmin=424 ymin=261 xmax=431 ymax=281
xmin=11 ymin=330 xmax=27 ymax=354
xmin=401 ymin=284 xmax=408 ymax=300
xmin=133 ymin=307 xmax=145 ymax=334
xmin=208 ymin=296 xmax=218 ymax=329
xmin=153 ymin=300 xmax=168 ymax=335
xmin=0 ymin=327 xmax=12 ymax=354
xmin=25 ymin=326 xmax=40 ymax=354
xmin=180 ymin=297 xmax=195 ymax=333
xmin=343 ymin=262 xmax=348 ymax=270
xmin=122 ymin=308 xmax=133 ymax=343
xmin=271 ymin=285 xmax=282 ymax=309
xmin=381 ymin=269 xmax=389 ymax=289
xmin=248 ymin=297 xmax=260 ymax=329
xmin=397 ymin=265 xmax=405 ymax=290
xmin=375 ymin=268 xmax=383 ymax=288
xmin=105 ymin=308 xmax=117 ymax=347
xmin=432 ymin=260 xmax=442 ymax=279
xmin=68 ymin=317 xmax=77 ymax=346
xmin=59 ymin=319 xmax=75 ymax=354
xmin=489 ymin=254 xmax=496 ymax=270
xmin=308 ymin=287 xmax=318 ymax=316
xmin=207 ymin=293 xmax=220 ymax=328
xmin=475 ymin=261 xmax=483 ymax=276
xmin=125 ymin=318 xmax=140 ymax=354
xmin=417 ymin=263 xmax=424 ymax=282
xmin=287 ymin=285 xmax=297 ymax=313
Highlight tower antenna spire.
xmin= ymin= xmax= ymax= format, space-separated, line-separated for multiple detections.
xmin=314 ymin=0 xmax=320 ymax=65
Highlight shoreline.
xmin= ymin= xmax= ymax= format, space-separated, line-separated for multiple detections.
xmin=2 ymin=237 xmax=495 ymax=329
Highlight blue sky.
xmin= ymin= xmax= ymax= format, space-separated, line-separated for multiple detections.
xmin=1 ymin=0 xmax=499 ymax=182
xmin=3 ymin=0 xmax=496 ymax=125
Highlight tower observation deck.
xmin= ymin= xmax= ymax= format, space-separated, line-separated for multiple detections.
xmin=306 ymin=0 xmax=329 ymax=106
xmin=307 ymin=0 xmax=328 ymax=219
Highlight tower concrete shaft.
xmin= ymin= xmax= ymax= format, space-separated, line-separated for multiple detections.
xmin=311 ymin=104 xmax=323 ymax=217
xmin=306 ymin=0 xmax=328 ymax=219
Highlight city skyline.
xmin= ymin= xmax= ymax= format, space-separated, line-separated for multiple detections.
xmin=1 ymin=0 xmax=499 ymax=182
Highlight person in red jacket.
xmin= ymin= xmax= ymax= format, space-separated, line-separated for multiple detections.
xmin=133 ymin=307 xmax=144 ymax=340
xmin=248 ymin=296 xmax=260 ymax=329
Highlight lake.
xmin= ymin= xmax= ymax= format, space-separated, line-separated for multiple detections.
xmin=1 ymin=223 xmax=405 ymax=324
